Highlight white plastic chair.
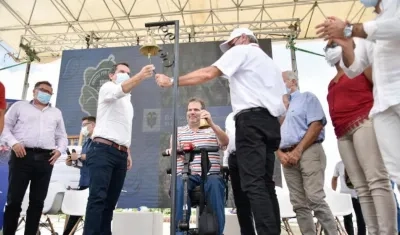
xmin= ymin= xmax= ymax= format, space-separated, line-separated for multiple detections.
xmin=322 ymin=190 xmax=353 ymax=235
xmin=61 ymin=188 xmax=89 ymax=234
xmin=276 ymin=187 xmax=297 ymax=235
xmin=13 ymin=182 xmax=66 ymax=234
xmin=39 ymin=181 xmax=66 ymax=235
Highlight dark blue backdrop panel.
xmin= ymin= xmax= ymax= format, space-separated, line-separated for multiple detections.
xmin=57 ymin=47 xmax=164 ymax=208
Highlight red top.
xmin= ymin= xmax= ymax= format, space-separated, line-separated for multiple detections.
xmin=327 ymin=73 xmax=373 ymax=138
xmin=0 ymin=82 xmax=5 ymax=110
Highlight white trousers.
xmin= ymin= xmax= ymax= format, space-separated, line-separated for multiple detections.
xmin=373 ymin=103 xmax=400 ymax=186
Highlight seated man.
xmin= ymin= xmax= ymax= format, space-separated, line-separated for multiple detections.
xmin=165 ymin=97 xmax=229 ymax=235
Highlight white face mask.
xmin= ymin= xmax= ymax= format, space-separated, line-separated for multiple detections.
xmin=115 ymin=73 xmax=130 ymax=84
xmin=325 ymin=47 xmax=343 ymax=67
xmin=81 ymin=126 xmax=89 ymax=136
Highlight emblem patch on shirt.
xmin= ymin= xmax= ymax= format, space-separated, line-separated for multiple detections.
xmin=142 ymin=109 xmax=161 ymax=132
xmin=79 ymin=54 xmax=116 ymax=116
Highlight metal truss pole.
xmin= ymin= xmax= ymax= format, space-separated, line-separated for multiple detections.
xmin=21 ymin=61 xmax=31 ymax=100
xmin=290 ymin=46 xmax=298 ymax=78
xmin=145 ymin=20 xmax=180 ymax=235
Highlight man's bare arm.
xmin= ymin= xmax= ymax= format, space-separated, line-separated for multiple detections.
xmin=331 ymin=176 xmax=338 ymax=191
xmin=351 ymin=24 xmax=368 ymax=39
xmin=210 ymin=124 xmax=229 ymax=147
xmin=177 ymin=66 xmax=222 ymax=86
xmin=295 ymin=121 xmax=324 ymax=153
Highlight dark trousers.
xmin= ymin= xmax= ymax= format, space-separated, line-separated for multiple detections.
xmin=63 ymin=186 xmax=89 ymax=235
xmin=83 ymin=141 xmax=127 ymax=235
xmin=343 ymin=198 xmax=366 ymax=235
xmin=234 ymin=109 xmax=282 ymax=235
xmin=228 ymin=153 xmax=255 ymax=235
xmin=3 ymin=149 xmax=54 ymax=235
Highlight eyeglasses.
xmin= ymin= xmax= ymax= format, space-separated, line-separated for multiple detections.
xmin=82 ymin=122 xmax=93 ymax=127
xmin=323 ymin=42 xmax=338 ymax=52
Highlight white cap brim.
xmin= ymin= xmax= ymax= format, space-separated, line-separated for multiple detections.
xmin=219 ymin=36 xmax=236 ymax=53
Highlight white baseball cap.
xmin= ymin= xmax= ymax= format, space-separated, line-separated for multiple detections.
xmin=219 ymin=28 xmax=256 ymax=53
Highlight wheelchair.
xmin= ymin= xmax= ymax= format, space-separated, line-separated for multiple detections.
xmin=162 ymin=143 xmax=229 ymax=235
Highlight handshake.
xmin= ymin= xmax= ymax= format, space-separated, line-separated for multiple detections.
xmin=138 ymin=64 xmax=174 ymax=88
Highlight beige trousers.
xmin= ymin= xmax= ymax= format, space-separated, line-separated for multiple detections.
xmin=283 ymin=143 xmax=337 ymax=235
xmin=373 ymin=103 xmax=400 ymax=186
xmin=338 ymin=119 xmax=397 ymax=235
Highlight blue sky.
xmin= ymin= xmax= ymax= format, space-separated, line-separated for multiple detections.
xmin=0 ymin=40 xmax=340 ymax=187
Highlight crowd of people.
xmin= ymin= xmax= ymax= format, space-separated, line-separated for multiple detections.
xmin=0 ymin=0 xmax=398 ymax=234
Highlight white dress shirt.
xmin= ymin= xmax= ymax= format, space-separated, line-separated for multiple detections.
xmin=2 ymin=101 xmax=68 ymax=153
xmin=340 ymin=1 xmax=400 ymax=117
xmin=212 ymin=44 xmax=286 ymax=117
xmin=91 ymin=81 xmax=134 ymax=147
xmin=223 ymin=112 xmax=235 ymax=167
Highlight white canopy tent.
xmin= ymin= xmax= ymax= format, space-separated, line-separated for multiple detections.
xmin=0 ymin=0 xmax=375 ymax=98
xmin=0 ymin=0 xmax=375 ymax=63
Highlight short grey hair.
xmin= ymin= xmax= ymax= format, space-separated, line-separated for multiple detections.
xmin=284 ymin=70 xmax=298 ymax=81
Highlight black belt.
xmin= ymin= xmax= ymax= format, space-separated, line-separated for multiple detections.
xmin=234 ymin=107 xmax=271 ymax=121
xmin=281 ymin=140 xmax=323 ymax=153
xmin=25 ymin=147 xmax=52 ymax=153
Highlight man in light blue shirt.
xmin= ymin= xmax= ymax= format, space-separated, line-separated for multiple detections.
xmin=276 ymin=71 xmax=336 ymax=235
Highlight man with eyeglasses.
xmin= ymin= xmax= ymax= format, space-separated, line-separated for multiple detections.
xmin=64 ymin=116 xmax=95 ymax=235
xmin=1 ymin=81 xmax=68 ymax=235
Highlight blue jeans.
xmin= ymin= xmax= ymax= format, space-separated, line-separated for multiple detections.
xmin=83 ymin=141 xmax=128 ymax=235
xmin=175 ymin=174 xmax=225 ymax=235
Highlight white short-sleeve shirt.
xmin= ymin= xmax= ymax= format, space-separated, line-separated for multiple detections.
xmin=333 ymin=161 xmax=357 ymax=198
xmin=212 ymin=44 xmax=286 ymax=117
xmin=91 ymin=81 xmax=134 ymax=147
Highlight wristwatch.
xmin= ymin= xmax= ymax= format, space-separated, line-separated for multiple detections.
xmin=343 ymin=23 xmax=353 ymax=38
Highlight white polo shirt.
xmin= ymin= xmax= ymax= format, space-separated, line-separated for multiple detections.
xmin=212 ymin=44 xmax=286 ymax=117
xmin=91 ymin=81 xmax=134 ymax=147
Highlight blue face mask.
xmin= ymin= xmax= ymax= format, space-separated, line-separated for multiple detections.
xmin=115 ymin=73 xmax=130 ymax=84
xmin=37 ymin=91 xmax=51 ymax=104
xmin=360 ymin=0 xmax=378 ymax=7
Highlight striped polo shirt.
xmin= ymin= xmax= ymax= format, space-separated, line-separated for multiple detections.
xmin=177 ymin=125 xmax=220 ymax=175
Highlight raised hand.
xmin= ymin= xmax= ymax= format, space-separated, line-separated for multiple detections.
xmin=139 ymin=64 xmax=155 ymax=79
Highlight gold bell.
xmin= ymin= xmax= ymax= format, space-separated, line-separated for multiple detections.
xmin=140 ymin=31 xmax=160 ymax=58
xmin=199 ymin=118 xmax=210 ymax=129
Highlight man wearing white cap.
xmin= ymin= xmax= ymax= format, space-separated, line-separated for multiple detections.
xmin=155 ymin=28 xmax=287 ymax=235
